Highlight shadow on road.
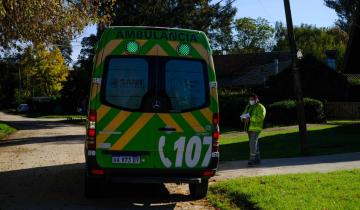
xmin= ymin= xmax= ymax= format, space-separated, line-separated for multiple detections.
xmin=0 ymin=134 xmax=84 ymax=147
xmin=3 ymin=119 xmax=81 ymax=131
xmin=0 ymin=163 xmax=198 ymax=210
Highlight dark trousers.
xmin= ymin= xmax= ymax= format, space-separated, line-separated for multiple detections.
xmin=247 ymin=131 xmax=260 ymax=161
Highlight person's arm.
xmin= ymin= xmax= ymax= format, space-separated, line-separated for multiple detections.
xmin=242 ymin=105 xmax=249 ymax=115
xmin=241 ymin=105 xmax=250 ymax=124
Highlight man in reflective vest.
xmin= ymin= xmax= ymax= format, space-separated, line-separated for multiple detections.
xmin=241 ymin=93 xmax=266 ymax=166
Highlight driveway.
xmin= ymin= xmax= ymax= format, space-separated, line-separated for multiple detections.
xmin=0 ymin=112 xmax=213 ymax=210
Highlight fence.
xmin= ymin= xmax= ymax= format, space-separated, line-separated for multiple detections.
xmin=325 ymin=102 xmax=360 ymax=119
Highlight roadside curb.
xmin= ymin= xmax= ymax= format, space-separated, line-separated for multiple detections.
xmin=212 ymin=152 xmax=360 ymax=181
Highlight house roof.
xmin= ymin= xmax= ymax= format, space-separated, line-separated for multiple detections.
xmin=213 ymin=52 xmax=292 ymax=87
xmin=213 ymin=51 xmax=291 ymax=77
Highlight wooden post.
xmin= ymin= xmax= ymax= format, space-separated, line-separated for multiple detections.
xmin=283 ymin=0 xmax=308 ymax=153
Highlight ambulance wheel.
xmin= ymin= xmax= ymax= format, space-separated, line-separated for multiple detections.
xmin=189 ymin=179 xmax=208 ymax=199
xmin=84 ymin=173 xmax=101 ymax=199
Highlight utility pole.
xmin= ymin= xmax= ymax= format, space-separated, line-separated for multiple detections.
xmin=283 ymin=0 xmax=308 ymax=153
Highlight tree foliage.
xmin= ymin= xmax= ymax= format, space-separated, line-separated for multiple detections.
xmin=232 ymin=17 xmax=274 ymax=53
xmin=274 ymin=24 xmax=348 ymax=70
xmin=273 ymin=21 xmax=288 ymax=51
xmin=0 ymin=55 xmax=18 ymax=107
xmin=59 ymin=33 xmax=98 ymax=112
xmin=98 ymin=0 xmax=236 ymax=53
xmin=0 ymin=0 xmax=111 ymax=48
xmin=77 ymin=34 xmax=98 ymax=65
xmin=20 ymin=45 xmax=69 ymax=97
xmin=324 ymin=0 xmax=360 ymax=32
xmin=54 ymin=39 xmax=73 ymax=65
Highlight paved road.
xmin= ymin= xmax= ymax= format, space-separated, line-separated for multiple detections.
xmin=0 ymin=112 xmax=213 ymax=210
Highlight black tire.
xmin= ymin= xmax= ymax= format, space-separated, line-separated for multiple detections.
xmin=84 ymin=173 xmax=101 ymax=199
xmin=189 ymin=179 xmax=209 ymax=199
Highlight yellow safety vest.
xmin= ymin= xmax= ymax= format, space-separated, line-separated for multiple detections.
xmin=243 ymin=103 xmax=266 ymax=132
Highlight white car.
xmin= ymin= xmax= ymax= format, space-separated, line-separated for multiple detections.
xmin=17 ymin=104 xmax=29 ymax=112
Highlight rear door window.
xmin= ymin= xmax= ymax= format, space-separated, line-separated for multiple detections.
xmin=165 ymin=59 xmax=208 ymax=112
xmin=102 ymin=56 xmax=208 ymax=112
xmin=103 ymin=57 xmax=149 ymax=110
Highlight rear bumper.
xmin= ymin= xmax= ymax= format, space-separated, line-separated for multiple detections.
xmin=85 ymin=155 xmax=219 ymax=184
xmin=109 ymin=176 xmax=202 ymax=184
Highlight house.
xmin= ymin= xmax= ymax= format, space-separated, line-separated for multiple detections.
xmin=213 ymin=52 xmax=291 ymax=88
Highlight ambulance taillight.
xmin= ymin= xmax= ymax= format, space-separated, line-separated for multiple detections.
xmin=212 ymin=113 xmax=220 ymax=152
xmin=87 ymin=111 xmax=96 ymax=149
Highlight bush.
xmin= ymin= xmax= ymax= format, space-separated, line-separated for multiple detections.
xmin=348 ymin=85 xmax=360 ymax=101
xmin=303 ymin=98 xmax=326 ymax=122
xmin=267 ymin=98 xmax=326 ymax=125
xmin=219 ymin=95 xmax=326 ymax=128
xmin=267 ymin=100 xmax=297 ymax=125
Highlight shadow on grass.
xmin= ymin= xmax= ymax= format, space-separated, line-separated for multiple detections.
xmin=0 ymin=163 xmax=198 ymax=210
xmin=220 ymin=124 xmax=360 ymax=162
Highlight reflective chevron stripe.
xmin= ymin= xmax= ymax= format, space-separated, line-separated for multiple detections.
xmin=110 ymin=113 xmax=154 ymax=150
xmin=180 ymin=112 xmax=205 ymax=133
xmin=96 ymin=111 xmax=131 ymax=147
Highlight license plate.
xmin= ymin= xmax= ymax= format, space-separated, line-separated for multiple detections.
xmin=112 ymin=155 xmax=140 ymax=164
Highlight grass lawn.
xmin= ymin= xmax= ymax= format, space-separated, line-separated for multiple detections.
xmin=208 ymin=169 xmax=360 ymax=210
xmin=220 ymin=122 xmax=360 ymax=161
xmin=0 ymin=122 xmax=16 ymax=140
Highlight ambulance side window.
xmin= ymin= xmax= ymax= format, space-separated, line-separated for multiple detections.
xmin=104 ymin=58 xmax=149 ymax=110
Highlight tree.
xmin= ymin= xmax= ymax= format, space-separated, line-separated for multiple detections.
xmin=273 ymin=21 xmax=289 ymax=51
xmin=60 ymin=34 xmax=98 ymax=113
xmin=0 ymin=55 xmax=19 ymax=107
xmin=324 ymin=0 xmax=360 ymax=32
xmin=53 ymin=39 xmax=73 ymax=65
xmin=232 ymin=17 xmax=274 ymax=53
xmin=76 ymin=34 xmax=98 ymax=66
xmin=20 ymin=45 xmax=69 ymax=98
xmin=273 ymin=24 xmax=348 ymax=70
xmin=98 ymin=0 xmax=237 ymax=53
xmin=0 ymin=0 xmax=111 ymax=48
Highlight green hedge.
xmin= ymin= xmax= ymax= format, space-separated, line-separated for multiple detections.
xmin=267 ymin=98 xmax=326 ymax=125
xmin=219 ymin=95 xmax=248 ymax=127
xmin=219 ymin=96 xmax=326 ymax=128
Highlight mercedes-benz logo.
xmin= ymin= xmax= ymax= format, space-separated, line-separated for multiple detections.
xmin=152 ymin=100 xmax=161 ymax=110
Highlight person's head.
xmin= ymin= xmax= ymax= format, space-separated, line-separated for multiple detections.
xmin=249 ymin=93 xmax=259 ymax=105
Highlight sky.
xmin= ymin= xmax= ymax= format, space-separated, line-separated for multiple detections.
xmin=70 ymin=0 xmax=338 ymax=63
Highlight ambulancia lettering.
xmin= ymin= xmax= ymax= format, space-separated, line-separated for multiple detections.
xmin=116 ymin=30 xmax=199 ymax=42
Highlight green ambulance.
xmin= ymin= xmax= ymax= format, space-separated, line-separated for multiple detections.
xmin=85 ymin=26 xmax=220 ymax=198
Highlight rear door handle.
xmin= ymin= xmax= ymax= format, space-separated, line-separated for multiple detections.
xmin=159 ymin=127 xmax=176 ymax=132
